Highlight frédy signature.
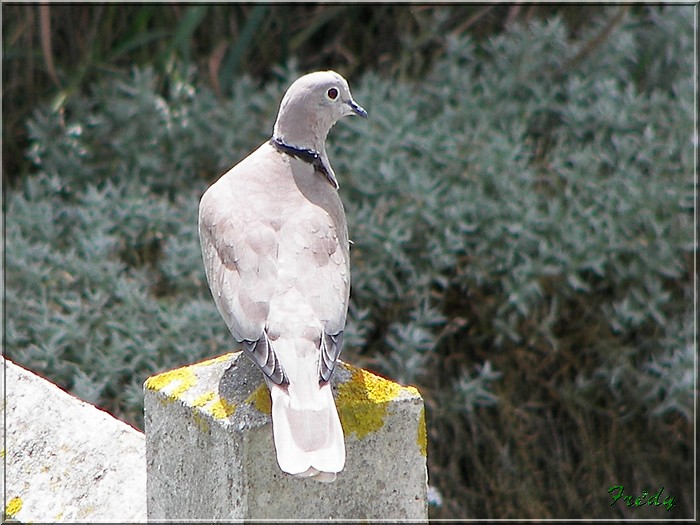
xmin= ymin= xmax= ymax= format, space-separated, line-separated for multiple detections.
xmin=608 ymin=485 xmax=675 ymax=511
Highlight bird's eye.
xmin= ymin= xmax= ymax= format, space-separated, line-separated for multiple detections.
xmin=326 ymin=87 xmax=339 ymax=100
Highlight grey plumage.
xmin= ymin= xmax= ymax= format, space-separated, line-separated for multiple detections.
xmin=198 ymin=70 xmax=366 ymax=481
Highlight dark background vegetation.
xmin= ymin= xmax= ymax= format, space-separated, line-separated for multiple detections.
xmin=2 ymin=3 xmax=641 ymax=181
xmin=3 ymin=3 xmax=695 ymax=519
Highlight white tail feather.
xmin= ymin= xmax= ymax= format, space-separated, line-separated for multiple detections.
xmin=269 ymin=381 xmax=345 ymax=478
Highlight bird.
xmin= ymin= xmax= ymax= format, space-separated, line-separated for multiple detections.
xmin=198 ymin=71 xmax=367 ymax=482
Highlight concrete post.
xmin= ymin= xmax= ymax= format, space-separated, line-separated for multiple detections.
xmin=1 ymin=357 xmax=146 ymax=522
xmin=144 ymin=351 xmax=428 ymax=520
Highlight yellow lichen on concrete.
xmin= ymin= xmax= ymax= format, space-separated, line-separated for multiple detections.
xmin=192 ymin=391 xmax=216 ymax=408
xmin=192 ymin=411 xmax=210 ymax=433
xmin=144 ymin=353 xmax=236 ymax=401
xmin=207 ymin=395 xmax=237 ymax=420
xmin=246 ymin=384 xmax=272 ymax=415
xmin=191 ymin=390 xmax=237 ymax=420
xmin=337 ymin=365 xmax=410 ymax=439
xmin=403 ymin=385 xmax=421 ymax=397
xmin=417 ymin=406 xmax=427 ymax=457
xmin=144 ymin=367 xmax=196 ymax=401
xmin=5 ymin=497 xmax=23 ymax=518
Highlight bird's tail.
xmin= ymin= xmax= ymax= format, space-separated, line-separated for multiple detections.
xmin=268 ymin=350 xmax=345 ymax=482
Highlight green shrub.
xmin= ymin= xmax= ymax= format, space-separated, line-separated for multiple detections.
xmin=4 ymin=6 xmax=694 ymax=518
xmin=339 ymin=9 xmax=694 ymax=518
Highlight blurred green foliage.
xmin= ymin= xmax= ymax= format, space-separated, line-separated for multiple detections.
xmin=3 ymin=4 xmax=695 ymax=520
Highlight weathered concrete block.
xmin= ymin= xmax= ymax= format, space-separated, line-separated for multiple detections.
xmin=1 ymin=357 xmax=146 ymax=522
xmin=144 ymin=351 xmax=428 ymax=520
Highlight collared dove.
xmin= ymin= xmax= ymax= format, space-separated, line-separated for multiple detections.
xmin=198 ymin=71 xmax=367 ymax=482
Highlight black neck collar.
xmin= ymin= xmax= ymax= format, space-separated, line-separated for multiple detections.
xmin=269 ymin=137 xmax=333 ymax=184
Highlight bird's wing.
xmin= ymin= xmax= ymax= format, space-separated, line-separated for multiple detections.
xmin=198 ymin=153 xmax=287 ymax=383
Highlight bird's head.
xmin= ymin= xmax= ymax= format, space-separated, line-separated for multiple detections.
xmin=272 ymin=70 xmax=367 ymax=151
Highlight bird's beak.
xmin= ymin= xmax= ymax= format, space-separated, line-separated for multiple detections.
xmin=347 ymin=99 xmax=368 ymax=119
